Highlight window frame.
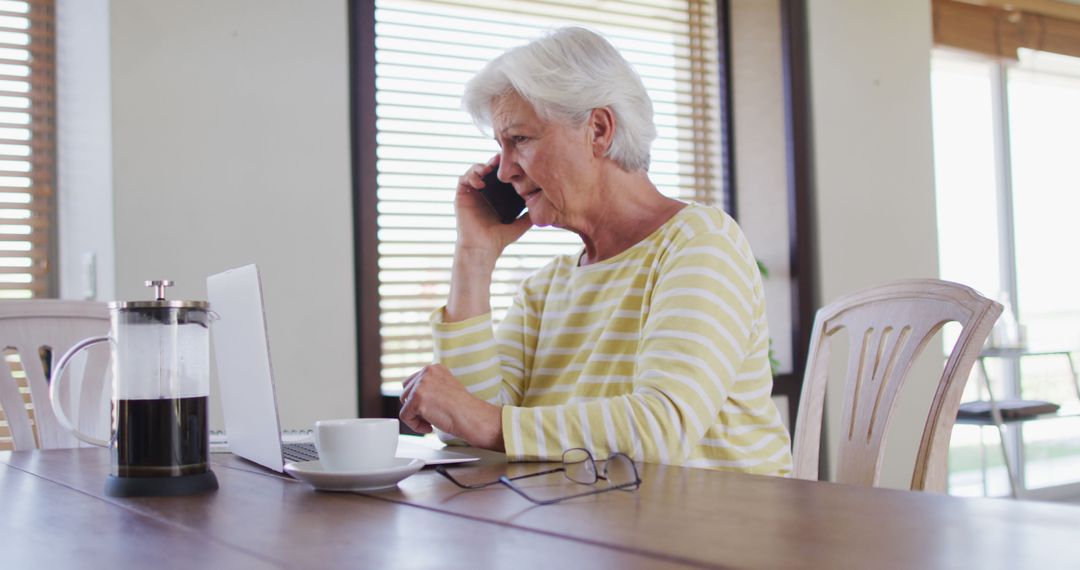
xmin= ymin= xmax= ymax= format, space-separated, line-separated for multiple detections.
xmin=932 ymin=48 xmax=1080 ymax=499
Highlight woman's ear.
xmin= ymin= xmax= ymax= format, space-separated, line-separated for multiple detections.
xmin=587 ymin=107 xmax=615 ymax=158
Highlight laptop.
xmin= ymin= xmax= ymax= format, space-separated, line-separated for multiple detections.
xmin=206 ymin=264 xmax=479 ymax=472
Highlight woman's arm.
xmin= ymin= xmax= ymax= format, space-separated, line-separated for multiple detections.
xmin=446 ymin=158 xmax=532 ymax=321
xmin=430 ymin=285 xmax=531 ymax=407
xmin=398 ymin=159 xmax=534 ymax=447
xmin=399 ymin=287 xmax=534 ymax=448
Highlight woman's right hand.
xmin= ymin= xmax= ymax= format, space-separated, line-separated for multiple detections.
xmin=454 ymin=157 xmax=533 ymax=257
xmin=444 ymin=157 xmax=532 ymax=322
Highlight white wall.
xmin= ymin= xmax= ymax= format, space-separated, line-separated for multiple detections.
xmin=57 ymin=0 xmax=115 ymax=301
xmin=109 ymin=0 xmax=356 ymax=430
xmin=806 ymin=0 xmax=942 ymax=488
xmin=731 ymin=0 xmax=795 ymax=375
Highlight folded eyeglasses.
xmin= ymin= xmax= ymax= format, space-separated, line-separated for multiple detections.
xmin=435 ymin=448 xmax=641 ymax=505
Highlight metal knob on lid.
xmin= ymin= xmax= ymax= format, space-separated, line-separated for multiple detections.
xmin=146 ymin=280 xmax=174 ymax=301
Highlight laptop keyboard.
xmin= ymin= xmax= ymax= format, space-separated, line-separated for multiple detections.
xmin=282 ymin=442 xmax=320 ymax=463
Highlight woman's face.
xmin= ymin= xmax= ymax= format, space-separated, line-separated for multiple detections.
xmin=491 ymin=92 xmax=596 ymax=229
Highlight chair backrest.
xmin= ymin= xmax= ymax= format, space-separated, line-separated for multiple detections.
xmin=791 ymin=279 xmax=1002 ymax=491
xmin=0 ymin=300 xmax=110 ymax=450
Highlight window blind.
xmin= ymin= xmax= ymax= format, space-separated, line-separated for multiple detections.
xmin=0 ymin=0 xmax=52 ymax=450
xmin=0 ymin=0 xmax=53 ymax=300
xmin=373 ymin=0 xmax=723 ymax=390
xmin=933 ymin=0 xmax=1080 ymax=60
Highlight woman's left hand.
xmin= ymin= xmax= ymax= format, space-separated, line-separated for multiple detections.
xmin=398 ymin=364 xmax=504 ymax=451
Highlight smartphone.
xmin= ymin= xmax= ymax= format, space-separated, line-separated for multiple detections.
xmin=477 ymin=169 xmax=526 ymax=224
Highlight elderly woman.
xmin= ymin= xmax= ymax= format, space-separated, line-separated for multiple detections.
xmin=399 ymin=27 xmax=792 ymax=476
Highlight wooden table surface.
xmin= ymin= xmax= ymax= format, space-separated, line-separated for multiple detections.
xmin=3 ymin=448 xmax=1080 ymax=569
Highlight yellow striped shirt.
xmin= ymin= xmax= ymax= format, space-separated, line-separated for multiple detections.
xmin=431 ymin=204 xmax=792 ymax=476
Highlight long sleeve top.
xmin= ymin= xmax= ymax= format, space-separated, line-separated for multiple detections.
xmin=431 ymin=204 xmax=792 ymax=476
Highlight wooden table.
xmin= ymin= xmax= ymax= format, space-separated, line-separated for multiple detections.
xmin=3 ymin=449 xmax=1079 ymax=569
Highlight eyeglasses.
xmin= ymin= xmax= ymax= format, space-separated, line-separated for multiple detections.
xmin=435 ymin=448 xmax=641 ymax=505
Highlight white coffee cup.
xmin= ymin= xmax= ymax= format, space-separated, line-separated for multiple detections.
xmin=314 ymin=418 xmax=399 ymax=473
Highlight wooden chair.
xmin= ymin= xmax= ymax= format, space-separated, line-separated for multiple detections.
xmin=791 ymin=280 xmax=1002 ymax=491
xmin=0 ymin=300 xmax=110 ymax=450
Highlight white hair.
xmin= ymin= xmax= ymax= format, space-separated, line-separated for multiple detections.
xmin=462 ymin=27 xmax=656 ymax=172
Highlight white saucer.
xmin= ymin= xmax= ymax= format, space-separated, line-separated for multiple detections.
xmin=284 ymin=458 xmax=425 ymax=492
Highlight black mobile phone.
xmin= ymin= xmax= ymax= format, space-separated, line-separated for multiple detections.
xmin=477 ymin=169 xmax=526 ymax=224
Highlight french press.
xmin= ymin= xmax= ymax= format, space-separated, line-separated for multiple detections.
xmin=50 ymin=280 xmax=218 ymax=497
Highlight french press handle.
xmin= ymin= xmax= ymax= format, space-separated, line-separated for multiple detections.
xmin=49 ymin=336 xmax=112 ymax=447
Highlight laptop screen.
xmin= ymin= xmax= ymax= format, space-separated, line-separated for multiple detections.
xmin=207 ymin=264 xmax=289 ymax=472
